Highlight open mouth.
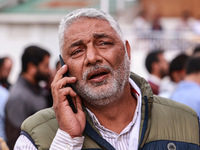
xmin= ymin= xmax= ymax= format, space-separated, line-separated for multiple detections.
xmin=87 ymin=68 xmax=109 ymax=81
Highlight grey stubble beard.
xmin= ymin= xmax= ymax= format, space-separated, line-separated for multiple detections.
xmin=73 ymin=51 xmax=130 ymax=107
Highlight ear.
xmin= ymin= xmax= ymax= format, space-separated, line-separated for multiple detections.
xmin=125 ymin=40 xmax=131 ymax=60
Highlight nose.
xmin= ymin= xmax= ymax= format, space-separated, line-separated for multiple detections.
xmin=84 ymin=44 xmax=103 ymax=66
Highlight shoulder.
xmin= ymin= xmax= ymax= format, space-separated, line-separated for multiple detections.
xmin=153 ymin=95 xmax=198 ymax=117
xmin=149 ymin=95 xmax=199 ymax=145
xmin=21 ymin=107 xmax=58 ymax=132
xmin=21 ymin=107 xmax=58 ymax=149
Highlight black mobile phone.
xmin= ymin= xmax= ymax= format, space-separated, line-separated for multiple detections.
xmin=59 ymin=55 xmax=77 ymax=113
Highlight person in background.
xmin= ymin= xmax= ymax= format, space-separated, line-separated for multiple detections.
xmin=45 ymin=60 xmax=61 ymax=107
xmin=0 ymin=57 xmax=13 ymax=90
xmin=159 ymin=53 xmax=189 ymax=98
xmin=176 ymin=10 xmax=195 ymax=32
xmin=171 ymin=56 xmax=200 ymax=118
xmin=51 ymin=60 xmax=61 ymax=79
xmin=193 ymin=45 xmax=200 ymax=57
xmin=5 ymin=45 xmax=51 ymax=149
xmin=0 ymin=137 xmax=9 ymax=150
xmin=132 ymin=10 xmax=150 ymax=36
xmin=145 ymin=49 xmax=169 ymax=94
xmin=14 ymin=8 xmax=199 ymax=150
xmin=55 ymin=60 xmax=61 ymax=72
xmin=0 ymin=85 xmax=9 ymax=142
xmin=151 ymin=14 xmax=163 ymax=31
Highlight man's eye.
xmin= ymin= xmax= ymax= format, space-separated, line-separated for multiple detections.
xmin=99 ymin=42 xmax=111 ymax=45
xmin=71 ymin=49 xmax=82 ymax=56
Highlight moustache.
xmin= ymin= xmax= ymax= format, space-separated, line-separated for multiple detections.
xmin=82 ymin=65 xmax=112 ymax=81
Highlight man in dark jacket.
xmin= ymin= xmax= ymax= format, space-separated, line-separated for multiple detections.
xmin=5 ymin=46 xmax=51 ymax=149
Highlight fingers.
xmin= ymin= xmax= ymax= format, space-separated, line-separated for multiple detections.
xmin=51 ymin=65 xmax=67 ymax=98
xmin=51 ymin=64 xmax=77 ymax=109
xmin=53 ymin=84 xmax=76 ymax=108
xmin=55 ymin=88 xmax=83 ymax=114
xmin=50 ymin=64 xmax=85 ymax=137
xmin=53 ymin=87 xmax=76 ymax=117
xmin=53 ymin=64 xmax=68 ymax=83
xmin=51 ymin=64 xmax=76 ymax=91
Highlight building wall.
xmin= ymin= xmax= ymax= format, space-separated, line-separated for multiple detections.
xmin=141 ymin=0 xmax=200 ymax=18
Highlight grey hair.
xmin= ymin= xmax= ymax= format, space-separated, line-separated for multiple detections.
xmin=58 ymin=8 xmax=125 ymax=53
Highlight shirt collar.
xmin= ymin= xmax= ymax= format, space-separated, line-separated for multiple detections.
xmin=86 ymin=77 xmax=142 ymax=135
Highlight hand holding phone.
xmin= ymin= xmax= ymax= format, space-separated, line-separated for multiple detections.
xmin=51 ymin=57 xmax=86 ymax=138
xmin=59 ymin=55 xmax=77 ymax=113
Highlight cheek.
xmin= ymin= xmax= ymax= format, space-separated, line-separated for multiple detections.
xmin=109 ymin=50 xmax=125 ymax=68
xmin=68 ymin=61 xmax=83 ymax=78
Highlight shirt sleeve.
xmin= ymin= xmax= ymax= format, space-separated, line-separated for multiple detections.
xmin=14 ymin=135 xmax=37 ymax=150
xmin=50 ymin=129 xmax=84 ymax=150
xmin=14 ymin=129 xmax=84 ymax=150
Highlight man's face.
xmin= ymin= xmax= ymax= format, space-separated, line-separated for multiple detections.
xmin=35 ymin=55 xmax=51 ymax=82
xmin=62 ymin=18 xmax=130 ymax=106
xmin=1 ymin=58 xmax=12 ymax=80
xmin=158 ymin=54 xmax=169 ymax=78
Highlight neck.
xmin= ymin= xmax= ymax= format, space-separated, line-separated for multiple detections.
xmin=85 ymin=83 xmax=137 ymax=134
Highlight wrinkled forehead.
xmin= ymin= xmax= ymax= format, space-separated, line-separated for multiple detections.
xmin=62 ymin=18 xmax=123 ymax=51
xmin=59 ymin=14 xmax=125 ymax=54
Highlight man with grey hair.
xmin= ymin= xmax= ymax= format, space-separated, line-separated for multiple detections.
xmin=14 ymin=8 xmax=199 ymax=150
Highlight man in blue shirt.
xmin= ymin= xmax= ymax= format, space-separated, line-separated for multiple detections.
xmin=171 ymin=56 xmax=200 ymax=118
xmin=0 ymin=85 xmax=9 ymax=141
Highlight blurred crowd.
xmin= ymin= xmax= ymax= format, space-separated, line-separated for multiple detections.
xmin=132 ymin=10 xmax=200 ymax=52
xmin=133 ymin=10 xmax=200 ymax=34
xmin=0 ymin=10 xmax=200 ymax=150
xmin=144 ymin=46 xmax=200 ymax=119
xmin=0 ymin=45 xmax=61 ymax=150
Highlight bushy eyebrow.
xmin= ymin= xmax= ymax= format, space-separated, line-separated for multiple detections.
xmin=69 ymin=40 xmax=84 ymax=49
xmin=69 ymin=33 xmax=113 ymax=49
xmin=93 ymin=33 xmax=111 ymax=39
